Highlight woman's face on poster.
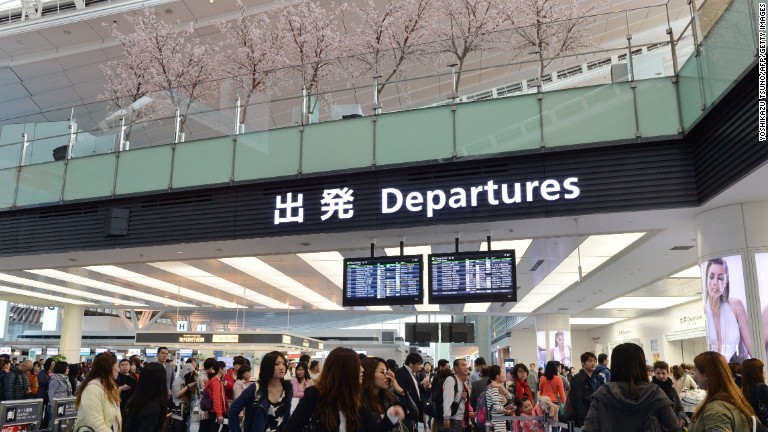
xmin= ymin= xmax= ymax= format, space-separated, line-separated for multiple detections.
xmin=556 ymin=334 xmax=564 ymax=346
xmin=707 ymin=263 xmax=728 ymax=298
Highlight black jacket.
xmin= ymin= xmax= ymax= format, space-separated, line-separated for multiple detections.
xmin=3 ymin=368 xmax=29 ymax=401
xmin=285 ymin=386 xmax=397 ymax=432
xmin=362 ymin=389 xmax=420 ymax=431
xmin=395 ymin=366 xmax=423 ymax=420
xmin=564 ymin=370 xmax=599 ymax=427
xmin=124 ymin=402 xmax=165 ymax=432
xmin=583 ymin=382 xmax=680 ymax=432
xmin=651 ymin=376 xmax=687 ymax=424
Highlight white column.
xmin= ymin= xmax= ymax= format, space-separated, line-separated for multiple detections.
xmin=60 ymin=305 xmax=84 ymax=363
xmin=475 ymin=316 xmax=491 ymax=360
xmin=0 ymin=301 xmax=9 ymax=341
xmin=694 ymin=201 xmax=768 ymax=362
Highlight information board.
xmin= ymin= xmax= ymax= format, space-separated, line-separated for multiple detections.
xmin=342 ymin=255 xmax=423 ymax=307
xmin=428 ymin=250 xmax=517 ymax=304
xmin=0 ymin=399 xmax=43 ymax=431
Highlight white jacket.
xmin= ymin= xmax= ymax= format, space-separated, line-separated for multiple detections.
xmin=74 ymin=381 xmax=122 ymax=432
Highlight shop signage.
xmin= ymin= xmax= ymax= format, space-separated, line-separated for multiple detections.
xmin=127 ymin=349 xmax=141 ymax=356
xmin=678 ymin=314 xmax=704 ymax=329
xmin=618 ymin=330 xmax=632 ymax=338
xmin=79 ymin=348 xmax=91 ymax=356
xmin=45 ymin=348 xmax=58 ymax=356
xmin=273 ymin=177 xmax=581 ymax=225
xmin=212 ymin=335 xmax=238 ymax=343
xmin=0 ymin=347 xmax=10 ymax=355
xmin=135 ymin=332 xmax=323 ymax=350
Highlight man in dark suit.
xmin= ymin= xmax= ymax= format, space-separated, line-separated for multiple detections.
xmin=395 ymin=353 xmax=426 ymax=432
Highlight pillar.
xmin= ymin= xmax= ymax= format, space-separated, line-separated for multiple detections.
xmin=475 ymin=315 xmax=491 ymax=360
xmin=0 ymin=301 xmax=9 ymax=341
xmin=534 ymin=314 xmax=572 ymax=368
xmin=694 ymin=201 xmax=768 ymax=363
xmin=59 ymin=305 xmax=84 ymax=363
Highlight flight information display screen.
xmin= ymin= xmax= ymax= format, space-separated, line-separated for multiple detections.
xmin=428 ymin=250 xmax=517 ymax=304
xmin=343 ymin=255 xmax=423 ymax=306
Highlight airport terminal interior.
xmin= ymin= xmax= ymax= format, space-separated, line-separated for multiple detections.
xmin=0 ymin=0 xmax=763 ymax=429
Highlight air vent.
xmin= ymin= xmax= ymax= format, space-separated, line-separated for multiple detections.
xmin=381 ymin=331 xmax=395 ymax=344
xmin=670 ymin=246 xmax=694 ymax=250
xmin=530 ymin=259 xmax=545 ymax=271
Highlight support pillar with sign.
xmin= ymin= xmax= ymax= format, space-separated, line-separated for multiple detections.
xmin=59 ymin=305 xmax=84 ymax=363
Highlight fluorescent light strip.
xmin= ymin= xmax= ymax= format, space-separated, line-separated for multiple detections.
xmin=670 ymin=266 xmax=700 ymax=278
xmin=148 ymin=262 xmax=293 ymax=309
xmin=597 ymin=296 xmax=697 ymax=309
xmin=570 ymin=317 xmax=627 ymax=325
xmin=384 ymin=246 xmax=439 ymax=312
xmin=463 ymin=302 xmax=492 ymax=313
xmin=296 ymin=252 xmax=344 ymax=289
xmin=219 ymin=257 xmax=343 ymax=310
xmin=478 ymin=239 xmax=533 ymax=264
xmin=84 ymin=266 xmax=242 ymax=309
xmin=26 ymin=269 xmax=195 ymax=307
xmin=510 ymin=232 xmax=646 ymax=314
xmin=0 ymin=285 xmax=94 ymax=306
xmin=367 ymin=306 xmax=394 ymax=311
xmin=0 ymin=273 xmax=146 ymax=306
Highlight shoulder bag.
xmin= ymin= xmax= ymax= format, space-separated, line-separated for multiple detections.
xmin=546 ymin=378 xmax=565 ymax=417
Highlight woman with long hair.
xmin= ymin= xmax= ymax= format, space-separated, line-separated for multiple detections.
xmin=510 ymin=363 xmax=533 ymax=411
xmin=285 ymin=347 xmax=405 ymax=432
xmin=205 ymin=360 xmax=228 ymax=432
xmin=689 ymin=351 xmax=755 ymax=431
xmin=549 ymin=331 xmax=572 ymax=367
xmin=291 ymin=362 xmax=312 ymax=399
xmin=38 ymin=357 xmax=55 ymax=427
xmin=228 ymin=351 xmax=293 ymax=432
xmin=741 ymin=358 xmax=768 ymax=427
xmin=28 ymin=361 xmax=40 ymax=398
xmin=68 ymin=363 xmax=82 ymax=396
xmin=360 ymin=357 xmax=416 ymax=431
xmin=123 ymin=362 xmax=168 ymax=432
xmin=704 ymin=258 xmax=752 ymax=361
xmin=73 ymin=353 xmax=122 ymax=432
xmin=582 ymin=343 xmax=678 ymax=431
xmin=538 ymin=361 xmax=566 ymax=410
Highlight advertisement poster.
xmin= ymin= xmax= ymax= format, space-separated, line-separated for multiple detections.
xmin=700 ymin=255 xmax=752 ymax=362
xmin=755 ymin=253 xmax=768 ymax=360
xmin=650 ymin=338 xmax=660 ymax=362
xmin=549 ymin=330 xmax=572 ymax=367
xmin=536 ymin=331 xmax=547 ymax=369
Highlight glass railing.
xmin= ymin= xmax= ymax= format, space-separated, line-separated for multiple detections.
xmin=0 ymin=0 xmax=755 ymax=210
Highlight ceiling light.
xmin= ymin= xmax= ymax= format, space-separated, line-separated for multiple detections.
xmin=25 ymin=269 xmax=195 ymax=307
xmin=0 ymin=273 xmax=146 ymax=306
xmin=219 ymin=257 xmax=343 ymax=310
xmin=84 ymin=266 xmax=242 ymax=309
xmin=296 ymin=252 xmax=345 ymax=289
xmin=0 ymin=285 xmax=93 ymax=305
xmin=384 ymin=246 xmax=438 ymax=311
xmin=670 ymin=266 xmax=700 ymax=278
xmin=463 ymin=302 xmax=492 ymax=313
xmin=366 ymin=305 xmax=393 ymax=311
xmin=597 ymin=296 xmax=697 ymax=309
xmin=509 ymin=232 xmax=646 ymax=314
xmin=570 ymin=317 xmax=627 ymax=325
xmin=478 ymin=239 xmax=533 ymax=264
xmin=149 ymin=262 xmax=293 ymax=309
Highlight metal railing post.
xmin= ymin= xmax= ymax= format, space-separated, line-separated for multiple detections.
xmin=449 ymin=63 xmax=459 ymax=103
xmin=118 ymin=115 xmax=126 ymax=152
xmin=174 ymin=108 xmax=182 ymax=144
xmin=373 ymin=75 xmax=382 ymax=115
xmin=67 ymin=109 xmax=77 ymax=160
xmin=234 ymin=96 xmax=242 ymax=135
xmin=19 ymin=133 xmax=28 ymax=167
xmin=302 ymin=86 xmax=309 ymax=126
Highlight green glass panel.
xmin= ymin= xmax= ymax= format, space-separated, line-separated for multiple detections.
xmin=63 ymin=153 xmax=117 ymax=201
xmin=234 ymin=128 xmax=300 ymax=181
xmin=16 ymin=161 xmax=65 ymax=206
xmin=302 ymin=117 xmax=373 ymax=174
xmin=376 ymin=107 xmax=453 ymax=166
xmin=636 ymin=78 xmax=680 ymax=137
xmin=0 ymin=168 xmax=17 ymax=209
xmin=173 ymin=137 xmax=233 ymax=188
xmin=698 ymin=0 xmax=754 ymax=106
xmin=0 ymin=124 xmax=24 ymax=170
xmin=542 ymin=84 xmax=635 ymax=147
xmin=678 ymin=57 xmax=703 ymax=130
xmin=0 ymin=143 xmax=22 ymax=170
xmin=456 ymin=96 xmax=541 ymax=156
xmin=115 ymin=146 xmax=173 ymax=195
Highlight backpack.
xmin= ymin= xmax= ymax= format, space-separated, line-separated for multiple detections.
xmin=430 ymin=374 xmax=459 ymax=420
xmin=199 ymin=381 xmax=213 ymax=412
xmin=475 ymin=385 xmax=490 ymax=425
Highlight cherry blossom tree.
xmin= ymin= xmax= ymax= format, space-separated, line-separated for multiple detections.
xmin=216 ymin=2 xmax=288 ymax=129
xmin=503 ymin=0 xmax=604 ymax=79
xmin=433 ymin=0 xmax=507 ymax=92
xmin=107 ymin=8 xmax=223 ymax=134
xmin=277 ymin=0 xmax=351 ymax=123
xmin=350 ymin=0 xmax=438 ymax=98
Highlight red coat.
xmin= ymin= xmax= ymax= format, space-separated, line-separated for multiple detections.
xmin=206 ymin=376 xmax=228 ymax=418
xmin=223 ymin=369 xmax=236 ymax=402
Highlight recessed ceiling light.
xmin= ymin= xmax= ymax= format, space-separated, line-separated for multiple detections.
xmin=670 ymin=266 xmax=699 ymax=278
xmin=570 ymin=317 xmax=627 ymax=325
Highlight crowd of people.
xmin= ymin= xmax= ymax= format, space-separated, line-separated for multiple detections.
xmin=0 ymin=345 xmax=765 ymax=432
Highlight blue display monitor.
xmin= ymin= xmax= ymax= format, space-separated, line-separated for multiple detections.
xmin=342 ymin=255 xmax=423 ymax=307
xmin=428 ymin=250 xmax=517 ymax=304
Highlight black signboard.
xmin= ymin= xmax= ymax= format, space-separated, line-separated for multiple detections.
xmin=0 ymin=399 xmax=43 ymax=427
xmin=134 ymin=332 xmax=323 ymax=350
xmin=52 ymin=397 xmax=77 ymax=421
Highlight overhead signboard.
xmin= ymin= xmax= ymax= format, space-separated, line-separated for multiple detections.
xmin=79 ymin=348 xmax=91 ymax=356
xmin=127 ymin=349 xmax=141 ymax=356
xmin=46 ymin=348 xmax=58 ymax=356
xmin=135 ymin=332 xmax=323 ymax=350
xmin=0 ymin=347 xmax=10 ymax=355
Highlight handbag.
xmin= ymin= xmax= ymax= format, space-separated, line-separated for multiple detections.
xmin=546 ymin=379 xmax=565 ymax=417
xmin=756 ymin=384 xmax=768 ymax=426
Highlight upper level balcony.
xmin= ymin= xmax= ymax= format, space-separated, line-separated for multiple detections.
xmin=0 ymin=0 xmax=757 ymax=211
